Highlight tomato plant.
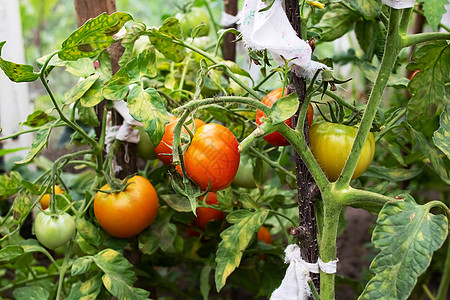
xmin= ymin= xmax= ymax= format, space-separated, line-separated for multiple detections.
xmin=40 ymin=185 xmax=63 ymax=210
xmin=94 ymin=175 xmax=159 ymax=238
xmin=34 ymin=211 xmax=75 ymax=249
xmin=309 ymin=121 xmax=375 ymax=181
xmin=256 ymin=88 xmax=313 ymax=146
xmin=180 ymin=123 xmax=240 ymax=192
xmin=154 ymin=117 xmax=205 ymax=165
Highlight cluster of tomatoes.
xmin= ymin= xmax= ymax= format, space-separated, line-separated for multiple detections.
xmin=35 ymin=88 xmax=374 ymax=250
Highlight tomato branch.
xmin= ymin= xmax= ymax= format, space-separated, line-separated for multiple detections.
xmin=401 ymin=32 xmax=450 ymax=48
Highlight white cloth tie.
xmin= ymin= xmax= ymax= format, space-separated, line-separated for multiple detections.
xmin=270 ymin=244 xmax=338 ymax=300
xmin=382 ymin=0 xmax=416 ymax=9
xmin=238 ymin=0 xmax=329 ymax=79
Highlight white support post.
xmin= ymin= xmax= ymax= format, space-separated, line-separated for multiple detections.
xmin=0 ymin=0 xmax=34 ymax=163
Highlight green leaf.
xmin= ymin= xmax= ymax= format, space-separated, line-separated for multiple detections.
xmin=269 ymin=93 xmax=299 ymax=125
xmin=359 ymin=194 xmax=448 ymax=300
xmin=423 ymin=0 xmax=449 ymax=31
xmin=200 ymin=263 xmax=213 ymax=300
xmin=65 ymin=57 xmax=95 ymax=77
xmin=126 ymin=46 xmax=157 ymax=81
xmin=15 ymin=123 xmax=53 ymax=165
xmin=75 ymin=217 xmax=101 ymax=247
xmin=102 ymin=68 xmax=130 ymax=100
xmin=75 ymin=233 xmax=98 ymax=255
xmin=161 ymin=194 xmax=192 ymax=212
xmin=0 ymin=245 xmax=24 ymax=263
xmin=21 ymin=110 xmax=56 ymax=127
xmin=127 ymin=86 xmax=169 ymax=146
xmin=432 ymin=107 xmax=450 ymax=160
xmin=67 ymin=273 xmax=102 ymax=300
xmin=406 ymin=123 xmax=450 ymax=185
xmin=355 ymin=59 xmax=409 ymax=88
xmin=80 ymin=80 xmax=104 ymax=107
xmin=78 ymin=106 xmax=100 ymax=127
xmin=215 ymin=209 xmax=269 ymax=292
xmin=0 ymin=171 xmax=22 ymax=200
xmin=63 ymin=74 xmax=100 ymax=105
xmin=13 ymin=286 xmax=49 ymax=300
xmin=222 ymin=60 xmax=252 ymax=79
xmin=59 ymin=12 xmax=132 ymax=61
xmin=354 ymin=20 xmax=385 ymax=61
xmin=315 ymin=6 xmax=358 ymax=42
xmin=0 ymin=41 xmax=39 ymax=82
xmin=11 ymin=192 xmax=32 ymax=225
xmin=0 ymin=147 xmax=29 ymax=157
xmin=363 ymin=165 xmax=422 ymax=182
xmin=406 ymin=41 xmax=449 ymax=129
xmin=348 ymin=0 xmax=381 ymax=17
xmin=148 ymin=17 xmax=186 ymax=63
xmin=139 ymin=207 xmax=177 ymax=255
xmin=72 ymin=255 xmax=94 ymax=276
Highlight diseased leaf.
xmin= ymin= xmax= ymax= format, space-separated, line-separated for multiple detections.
xmin=359 ymin=194 xmax=448 ymax=300
xmin=363 ymin=165 xmax=422 ymax=182
xmin=102 ymin=68 xmax=130 ymax=100
xmin=423 ymin=0 xmax=449 ymax=31
xmin=15 ymin=123 xmax=53 ymax=165
xmin=215 ymin=209 xmax=268 ymax=292
xmin=148 ymin=17 xmax=186 ymax=63
xmin=11 ymin=192 xmax=32 ymax=225
xmin=0 ymin=171 xmax=22 ymax=200
xmin=80 ymin=80 xmax=104 ymax=107
xmin=139 ymin=207 xmax=177 ymax=255
xmin=13 ymin=286 xmax=49 ymax=300
xmin=406 ymin=41 xmax=449 ymax=129
xmin=432 ymin=107 xmax=450 ymax=160
xmin=59 ymin=12 xmax=132 ymax=61
xmin=269 ymin=93 xmax=299 ymax=125
xmin=63 ymin=74 xmax=100 ymax=105
xmin=126 ymin=46 xmax=157 ymax=80
xmin=0 ymin=245 xmax=24 ymax=263
xmin=78 ymin=106 xmax=100 ymax=127
xmin=67 ymin=273 xmax=102 ymax=300
xmin=65 ymin=57 xmax=95 ymax=77
xmin=75 ymin=217 xmax=101 ymax=247
xmin=0 ymin=41 xmax=39 ymax=82
xmin=200 ymin=263 xmax=213 ymax=300
xmin=72 ymin=256 xmax=94 ymax=276
xmin=127 ymin=86 xmax=169 ymax=146
xmin=21 ymin=110 xmax=56 ymax=127
xmin=315 ymin=6 xmax=358 ymax=42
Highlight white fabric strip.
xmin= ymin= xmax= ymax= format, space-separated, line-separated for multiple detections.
xmin=382 ymin=0 xmax=416 ymax=9
xmin=270 ymin=244 xmax=338 ymax=300
xmin=113 ymin=100 xmax=143 ymax=126
xmin=238 ymin=0 xmax=329 ymax=79
xmin=221 ymin=11 xmax=242 ymax=27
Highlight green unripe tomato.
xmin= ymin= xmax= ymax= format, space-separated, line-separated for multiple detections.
xmin=34 ymin=211 xmax=75 ymax=250
xmin=176 ymin=7 xmax=210 ymax=38
xmin=309 ymin=121 xmax=375 ymax=182
xmin=233 ymin=153 xmax=270 ymax=188
xmin=136 ymin=126 xmax=157 ymax=160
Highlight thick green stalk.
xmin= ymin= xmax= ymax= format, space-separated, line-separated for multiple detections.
xmin=401 ymin=32 xmax=450 ymax=48
xmin=336 ymin=8 xmax=402 ymax=189
xmin=173 ymin=96 xmax=270 ymax=115
xmin=436 ymin=238 xmax=450 ymax=300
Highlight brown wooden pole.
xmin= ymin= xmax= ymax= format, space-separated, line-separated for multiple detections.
xmin=223 ymin=0 xmax=238 ymax=62
xmin=74 ymin=0 xmax=137 ymax=178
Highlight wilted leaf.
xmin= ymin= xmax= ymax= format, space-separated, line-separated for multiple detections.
xmin=359 ymin=194 xmax=448 ymax=300
xmin=215 ymin=209 xmax=268 ymax=291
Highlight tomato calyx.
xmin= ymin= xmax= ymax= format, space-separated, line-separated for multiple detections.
xmin=98 ymin=173 xmax=137 ymax=194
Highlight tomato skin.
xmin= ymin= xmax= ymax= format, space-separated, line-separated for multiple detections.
xmin=177 ymin=7 xmax=210 ymax=37
xmin=232 ymin=153 xmax=270 ymax=188
xmin=34 ymin=211 xmax=75 ymax=249
xmin=136 ymin=126 xmax=157 ymax=160
xmin=93 ymin=175 xmax=159 ymax=238
xmin=255 ymin=88 xmax=313 ymax=146
xmin=196 ymin=192 xmax=225 ymax=230
xmin=181 ymin=123 xmax=240 ymax=192
xmin=155 ymin=117 xmax=206 ymax=165
xmin=309 ymin=122 xmax=375 ymax=182
xmin=257 ymin=226 xmax=272 ymax=244
xmin=40 ymin=186 xmax=63 ymax=210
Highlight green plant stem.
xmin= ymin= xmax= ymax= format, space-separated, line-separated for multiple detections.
xmin=399 ymin=8 xmax=413 ymax=35
xmin=436 ymin=239 xmax=450 ymax=300
xmin=248 ymin=146 xmax=296 ymax=181
xmin=340 ymin=186 xmax=393 ymax=208
xmin=55 ymin=242 xmax=73 ymax=300
xmin=253 ymin=70 xmax=277 ymax=91
xmin=173 ymin=96 xmax=270 ymax=115
xmin=336 ymin=8 xmax=402 ymax=189
xmin=179 ymin=53 xmax=191 ymax=91
xmin=203 ymin=0 xmax=219 ymax=40
xmin=0 ymin=127 xmax=40 ymax=141
xmin=402 ymin=32 xmax=450 ymax=48
xmin=0 ymin=271 xmax=68 ymax=293
xmin=318 ymin=200 xmax=341 ymax=300
xmin=322 ymin=89 xmax=359 ymax=113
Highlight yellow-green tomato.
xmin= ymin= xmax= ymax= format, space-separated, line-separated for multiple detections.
xmin=136 ymin=126 xmax=156 ymax=160
xmin=309 ymin=122 xmax=375 ymax=182
xmin=34 ymin=211 xmax=75 ymax=250
xmin=176 ymin=7 xmax=210 ymax=37
xmin=233 ymin=154 xmax=270 ymax=188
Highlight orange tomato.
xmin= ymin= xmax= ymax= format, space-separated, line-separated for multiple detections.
xmin=40 ymin=185 xmax=63 ymax=210
xmin=257 ymin=226 xmax=272 ymax=244
xmin=154 ymin=116 xmax=206 ymax=165
xmin=255 ymin=88 xmax=313 ymax=146
xmin=196 ymin=192 xmax=225 ymax=230
xmin=179 ymin=123 xmax=240 ymax=192
xmin=93 ymin=175 xmax=159 ymax=238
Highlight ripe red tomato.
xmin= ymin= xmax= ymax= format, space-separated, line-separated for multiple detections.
xmin=255 ymin=88 xmax=313 ymax=146
xmin=179 ymin=123 xmax=240 ymax=192
xmin=154 ymin=117 xmax=206 ymax=165
xmin=196 ymin=192 xmax=225 ymax=230
xmin=309 ymin=121 xmax=375 ymax=182
xmin=93 ymin=175 xmax=159 ymax=238
xmin=40 ymin=185 xmax=64 ymax=210
xmin=257 ymin=226 xmax=272 ymax=244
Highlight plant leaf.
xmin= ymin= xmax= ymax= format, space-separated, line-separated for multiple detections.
xmin=65 ymin=57 xmax=95 ymax=77
xmin=13 ymin=286 xmax=49 ymax=300
xmin=67 ymin=273 xmax=103 ymax=300
xmin=269 ymin=93 xmax=299 ymax=125
xmin=359 ymin=194 xmax=448 ymax=300
xmin=423 ymin=0 xmax=449 ymax=31
xmin=0 ymin=245 xmax=24 ymax=263
xmin=75 ymin=217 xmax=101 ymax=247
xmin=362 ymin=165 xmax=422 ymax=182
xmin=0 ymin=41 xmax=39 ymax=82
xmin=15 ymin=123 xmax=53 ymax=165
xmin=80 ymin=80 xmax=104 ymax=107
xmin=315 ymin=5 xmax=358 ymax=42
xmin=215 ymin=209 xmax=268 ymax=292
xmin=139 ymin=207 xmax=177 ymax=255
xmin=127 ymin=86 xmax=169 ymax=146
xmin=348 ymin=0 xmax=381 ymax=17
xmin=59 ymin=12 xmax=132 ymax=61
xmin=432 ymin=106 xmax=450 ymax=160
xmin=21 ymin=110 xmax=56 ymax=127
xmin=0 ymin=171 xmax=22 ymax=200
xmin=148 ymin=17 xmax=186 ymax=63
xmin=126 ymin=46 xmax=157 ymax=80
xmin=102 ymin=68 xmax=130 ymax=100
xmin=63 ymin=74 xmax=100 ymax=105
